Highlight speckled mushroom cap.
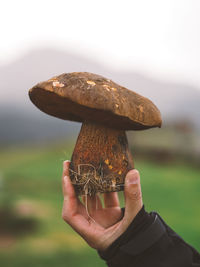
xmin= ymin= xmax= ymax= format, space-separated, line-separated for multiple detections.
xmin=29 ymin=72 xmax=162 ymax=130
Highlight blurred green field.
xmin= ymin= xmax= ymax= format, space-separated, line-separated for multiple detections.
xmin=0 ymin=141 xmax=200 ymax=267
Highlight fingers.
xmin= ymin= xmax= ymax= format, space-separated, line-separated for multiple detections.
xmin=62 ymin=161 xmax=79 ymax=215
xmin=104 ymin=192 xmax=120 ymax=208
xmin=62 ymin=160 xmax=72 ymax=196
xmin=123 ymin=169 xmax=143 ymax=223
xmin=82 ymin=194 xmax=103 ymax=212
xmin=62 ymin=160 xmax=99 ymax=236
xmin=62 ymin=162 xmax=103 ymax=248
xmin=82 ymin=192 xmax=119 ymax=213
xmin=63 ymin=160 xmax=70 ymax=177
xmin=62 ymin=161 xmax=87 ymax=218
xmin=62 ymin=176 xmax=91 ymax=235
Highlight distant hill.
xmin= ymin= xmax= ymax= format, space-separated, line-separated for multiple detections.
xmin=0 ymin=106 xmax=80 ymax=146
xmin=1 ymin=48 xmax=200 ymax=146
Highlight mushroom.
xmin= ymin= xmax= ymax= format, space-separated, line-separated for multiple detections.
xmin=29 ymin=72 xmax=162 ymax=196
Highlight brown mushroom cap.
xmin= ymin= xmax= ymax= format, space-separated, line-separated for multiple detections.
xmin=29 ymin=72 xmax=162 ymax=130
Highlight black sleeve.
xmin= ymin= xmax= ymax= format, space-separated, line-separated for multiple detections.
xmin=98 ymin=206 xmax=200 ymax=267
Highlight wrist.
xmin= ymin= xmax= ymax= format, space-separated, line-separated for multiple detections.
xmin=98 ymin=205 xmax=154 ymax=261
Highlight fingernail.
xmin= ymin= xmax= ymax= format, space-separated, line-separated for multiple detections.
xmin=63 ymin=160 xmax=70 ymax=169
xmin=63 ymin=160 xmax=70 ymax=165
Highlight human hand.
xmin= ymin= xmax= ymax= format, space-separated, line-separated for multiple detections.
xmin=62 ymin=160 xmax=143 ymax=251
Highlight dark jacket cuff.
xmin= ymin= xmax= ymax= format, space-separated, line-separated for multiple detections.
xmin=98 ymin=206 xmax=165 ymax=265
xmin=98 ymin=207 xmax=200 ymax=267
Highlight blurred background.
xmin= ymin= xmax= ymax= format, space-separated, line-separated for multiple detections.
xmin=0 ymin=0 xmax=200 ymax=266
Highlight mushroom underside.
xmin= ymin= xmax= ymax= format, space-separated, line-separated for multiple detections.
xmin=29 ymin=87 xmax=158 ymax=131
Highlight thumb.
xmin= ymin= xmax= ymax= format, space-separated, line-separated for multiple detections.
xmin=123 ymin=169 xmax=143 ymax=223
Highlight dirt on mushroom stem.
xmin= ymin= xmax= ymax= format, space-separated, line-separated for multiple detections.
xmin=69 ymin=121 xmax=134 ymax=197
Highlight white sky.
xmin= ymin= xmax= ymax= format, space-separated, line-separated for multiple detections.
xmin=1 ymin=0 xmax=200 ymax=88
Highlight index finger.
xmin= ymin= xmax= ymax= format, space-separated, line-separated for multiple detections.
xmin=104 ymin=192 xmax=120 ymax=208
xmin=62 ymin=161 xmax=87 ymax=218
xmin=62 ymin=160 xmax=77 ymax=204
xmin=63 ymin=160 xmax=70 ymax=177
xmin=62 ymin=160 xmax=71 ymax=196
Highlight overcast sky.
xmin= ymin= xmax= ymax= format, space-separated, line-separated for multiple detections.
xmin=1 ymin=0 xmax=200 ymax=88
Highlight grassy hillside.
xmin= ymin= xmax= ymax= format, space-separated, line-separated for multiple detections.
xmin=0 ymin=142 xmax=199 ymax=267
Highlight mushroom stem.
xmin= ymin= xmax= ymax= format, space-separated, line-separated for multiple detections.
xmin=70 ymin=121 xmax=134 ymax=196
